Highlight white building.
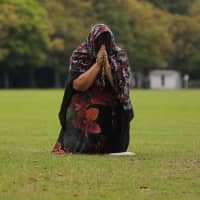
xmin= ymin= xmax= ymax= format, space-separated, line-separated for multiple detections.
xmin=149 ymin=70 xmax=182 ymax=89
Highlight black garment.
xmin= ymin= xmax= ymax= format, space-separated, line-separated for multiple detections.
xmin=52 ymin=75 xmax=134 ymax=154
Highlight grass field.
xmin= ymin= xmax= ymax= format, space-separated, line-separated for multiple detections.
xmin=0 ymin=89 xmax=200 ymax=200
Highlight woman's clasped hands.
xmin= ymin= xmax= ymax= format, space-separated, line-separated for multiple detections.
xmin=96 ymin=45 xmax=112 ymax=81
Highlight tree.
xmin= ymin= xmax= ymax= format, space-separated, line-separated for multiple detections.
xmin=0 ymin=0 xmax=50 ymax=87
xmin=140 ymin=0 xmax=196 ymax=15
xmin=0 ymin=4 xmax=17 ymax=88
xmin=37 ymin=0 xmax=95 ymax=87
xmin=190 ymin=0 xmax=200 ymax=22
xmin=127 ymin=0 xmax=173 ymax=71
xmin=188 ymin=0 xmax=200 ymax=78
xmin=168 ymin=15 xmax=200 ymax=77
xmin=91 ymin=0 xmax=173 ymax=71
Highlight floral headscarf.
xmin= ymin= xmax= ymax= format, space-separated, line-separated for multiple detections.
xmin=69 ymin=24 xmax=133 ymax=120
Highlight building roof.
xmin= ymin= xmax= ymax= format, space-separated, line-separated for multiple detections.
xmin=149 ymin=70 xmax=180 ymax=76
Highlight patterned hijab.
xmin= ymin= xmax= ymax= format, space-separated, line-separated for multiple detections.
xmin=69 ymin=24 xmax=133 ymax=120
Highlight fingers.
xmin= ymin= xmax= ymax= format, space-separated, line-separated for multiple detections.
xmin=99 ymin=45 xmax=107 ymax=55
xmin=101 ymin=64 xmax=105 ymax=77
xmin=99 ymin=45 xmax=108 ymax=64
xmin=97 ymin=45 xmax=105 ymax=57
xmin=96 ymin=45 xmax=109 ymax=71
xmin=101 ymin=44 xmax=106 ymax=52
xmin=97 ymin=46 xmax=105 ymax=64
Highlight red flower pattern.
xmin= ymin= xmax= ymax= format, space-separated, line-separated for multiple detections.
xmin=72 ymin=107 xmax=101 ymax=137
xmin=85 ymin=108 xmax=101 ymax=136
xmin=71 ymin=95 xmax=89 ymax=111
xmin=52 ymin=142 xmax=69 ymax=154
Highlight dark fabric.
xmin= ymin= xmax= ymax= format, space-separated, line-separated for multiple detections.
xmin=52 ymin=24 xmax=134 ymax=154
xmin=55 ymin=82 xmax=123 ymax=154
xmin=58 ymin=70 xmax=81 ymax=129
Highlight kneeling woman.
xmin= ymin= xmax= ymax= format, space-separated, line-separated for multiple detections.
xmin=52 ymin=24 xmax=134 ymax=154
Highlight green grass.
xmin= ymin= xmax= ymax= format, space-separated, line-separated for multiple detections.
xmin=0 ymin=89 xmax=200 ymax=200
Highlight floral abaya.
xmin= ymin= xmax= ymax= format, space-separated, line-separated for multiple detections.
xmin=52 ymin=24 xmax=134 ymax=154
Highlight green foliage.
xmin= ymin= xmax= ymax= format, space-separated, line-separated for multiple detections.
xmin=168 ymin=15 xmax=200 ymax=76
xmin=0 ymin=0 xmax=199 ymax=78
xmin=37 ymin=0 xmax=95 ymax=70
xmin=140 ymin=0 xmax=196 ymax=15
xmin=0 ymin=0 xmax=50 ymax=67
xmin=188 ymin=54 xmax=200 ymax=78
xmin=190 ymin=0 xmax=200 ymax=22
xmin=0 ymin=5 xmax=16 ymax=62
xmin=126 ymin=0 xmax=173 ymax=70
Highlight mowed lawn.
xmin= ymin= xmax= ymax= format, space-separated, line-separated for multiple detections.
xmin=0 ymin=89 xmax=200 ymax=200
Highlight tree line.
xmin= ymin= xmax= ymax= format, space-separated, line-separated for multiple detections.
xmin=0 ymin=0 xmax=200 ymax=88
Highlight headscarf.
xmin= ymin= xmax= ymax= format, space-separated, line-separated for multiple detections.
xmin=68 ymin=24 xmax=133 ymax=120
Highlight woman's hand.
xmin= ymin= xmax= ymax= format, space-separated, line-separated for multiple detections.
xmin=104 ymin=52 xmax=111 ymax=76
xmin=103 ymin=48 xmax=116 ymax=90
xmin=96 ymin=45 xmax=106 ymax=70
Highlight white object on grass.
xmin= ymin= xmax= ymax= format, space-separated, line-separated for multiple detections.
xmin=109 ymin=152 xmax=136 ymax=156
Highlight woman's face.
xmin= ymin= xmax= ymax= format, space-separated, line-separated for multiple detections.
xmin=95 ymin=32 xmax=111 ymax=53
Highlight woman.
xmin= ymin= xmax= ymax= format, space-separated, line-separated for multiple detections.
xmin=52 ymin=24 xmax=134 ymax=154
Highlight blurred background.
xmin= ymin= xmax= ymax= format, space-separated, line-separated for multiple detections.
xmin=0 ymin=0 xmax=200 ymax=89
